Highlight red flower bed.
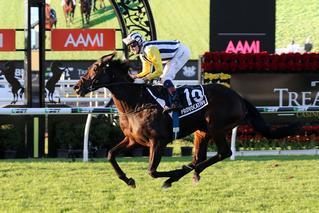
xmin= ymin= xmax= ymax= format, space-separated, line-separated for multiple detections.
xmin=233 ymin=125 xmax=319 ymax=145
xmin=202 ymin=52 xmax=319 ymax=73
xmin=237 ymin=125 xmax=319 ymax=135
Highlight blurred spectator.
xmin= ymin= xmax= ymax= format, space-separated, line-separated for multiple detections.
xmin=304 ymin=36 xmax=313 ymax=52
xmin=286 ymin=39 xmax=302 ymax=53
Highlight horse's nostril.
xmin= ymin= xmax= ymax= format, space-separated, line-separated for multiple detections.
xmin=74 ymin=85 xmax=79 ymax=90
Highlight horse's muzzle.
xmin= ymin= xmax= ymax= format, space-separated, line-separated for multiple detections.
xmin=73 ymin=85 xmax=86 ymax=97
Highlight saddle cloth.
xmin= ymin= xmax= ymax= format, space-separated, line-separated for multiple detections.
xmin=146 ymin=85 xmax=208 ymax=118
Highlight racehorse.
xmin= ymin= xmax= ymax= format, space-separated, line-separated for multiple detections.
xmin=92 ymin=0 xmax=105 ymax=11
xmin=45 ymin=3 xmax=57 ymax=30
xmin=45 ymin=61 xmax=69 ymax=103
xmin=80 ymin=0 xmax=91 ymax=27
xmin=62 ymin=0 xmax=76 ymax=27
xmin=0 ymin=62 xmax=24 ymax=104
xmin=74 ymin=53 xmax=300 ymax=188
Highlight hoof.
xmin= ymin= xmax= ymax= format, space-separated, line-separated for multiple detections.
xmin=162 ymin=182 xmax=172 ymax=189
xmin=127 ymin=178 xmax=136 ymax=188
xmin=192 ymin=174 xmax=200 ymax=185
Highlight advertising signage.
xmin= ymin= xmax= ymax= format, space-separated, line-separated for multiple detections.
xmin=210 ymin=0 xmax=275 ymax=53
xmin=0 ymin=29 xmax=15 ymax=51
xmin=231 ymin=73 xmax=319 ymax=123
xmin=51 ymin=29 xmax=116 ymax=51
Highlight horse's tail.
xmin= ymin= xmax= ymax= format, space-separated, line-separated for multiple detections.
xmin=243 ymin=98 xmax=301 ymax=139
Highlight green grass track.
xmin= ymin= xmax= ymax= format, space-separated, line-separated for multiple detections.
xmin=0 ymin=156 xmax=318 ymax=212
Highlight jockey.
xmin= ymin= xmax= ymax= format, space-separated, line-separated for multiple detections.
xmin=122 ymin=32 xmax=190 ymax=112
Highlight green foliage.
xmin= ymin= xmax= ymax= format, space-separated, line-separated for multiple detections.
xmin=90 ymin=119 xmax=124 ymax=149
xmin=54 ymin=117 xmax=123 ymax=150
xmin=0 ymin=156 xmax=319 ymax=212
xmin=55 ymin=121 xmax=84 ymax=149
xmin=0 ymin=124 xmax=21 ymax=151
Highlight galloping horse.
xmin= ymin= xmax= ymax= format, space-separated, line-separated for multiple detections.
xmin=80 ymin=0 xmax=91 ymax=27
xmin=62 ymin=0 xmax=76 ymax=26
xmin=0 ymin=62 xmax=24 ymax=104
xmin=74 ymin=53 xmax=300 ymax=188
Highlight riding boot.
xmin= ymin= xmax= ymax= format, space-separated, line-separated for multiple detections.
xmin=163 ymin=80 xmax=182 ymax=112
xmin=171 ymin=92 xmax=182 ymax=110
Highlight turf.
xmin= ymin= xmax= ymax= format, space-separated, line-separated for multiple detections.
xmin=1 ymin=156 xmax=318 ymax=212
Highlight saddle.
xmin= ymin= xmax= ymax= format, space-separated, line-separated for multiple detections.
xmin=146 ymin=85 xmax=208 ymax=118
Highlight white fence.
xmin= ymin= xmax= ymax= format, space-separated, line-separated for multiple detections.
xmin=1 ymin=106 xmax=319 ymax=161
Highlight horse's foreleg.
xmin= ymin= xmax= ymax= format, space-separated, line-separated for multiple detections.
xmin=194 ymin=132 xmax=232 ymax=176
xmin=147 ymin=140 xmax=193 ymax=188
xmin=107 ymin=137 xmax=136 ymax=188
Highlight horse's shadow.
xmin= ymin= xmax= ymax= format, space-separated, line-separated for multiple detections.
xmin=0 ymin=61 xmax=24 ymax=104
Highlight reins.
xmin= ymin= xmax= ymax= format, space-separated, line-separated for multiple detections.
xmin=89 ymin=81 xmax=158 ymax=115
xmin=89 ymin=81 xmax=151 ymax=91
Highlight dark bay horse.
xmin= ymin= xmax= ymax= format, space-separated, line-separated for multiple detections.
xmin=74 ymin=53 xmax=300 ymax=188
xmin=80 ymin=0 xmax=91 ymax=27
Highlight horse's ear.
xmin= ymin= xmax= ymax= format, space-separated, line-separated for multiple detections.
xmin=100 ymin=52 xmax=117 ymax=62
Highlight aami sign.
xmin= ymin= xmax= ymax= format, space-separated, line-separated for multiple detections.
xmin=210 ymin=0 xmax=275 ymax=53
xmin=51 ymin=29 xmax=116 ymax=51
xmin=0 ymin=29 xmax=16 ymax=51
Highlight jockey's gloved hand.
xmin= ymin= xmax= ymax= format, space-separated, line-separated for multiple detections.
xmin=143 ymin=79 xmax=153 ymax=86
xmin=129 ymin=73 xmax=138 ymax=79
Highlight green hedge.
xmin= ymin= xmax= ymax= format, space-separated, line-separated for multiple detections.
xmin=53 ymin=116 xmax=124 ymax=151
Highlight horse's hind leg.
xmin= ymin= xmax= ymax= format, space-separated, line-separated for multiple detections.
xmin=108 ymin=137 xmax=137 ymax=188
xmin=191 ymin=130 xmax=209 ymax=184
xmin=11 ymin=93 xmax=18 ymax=104
xmin=194 ymin=131 xmax=232 ymax=176
xmin=195 ymin=132 xmax=232 ymax=175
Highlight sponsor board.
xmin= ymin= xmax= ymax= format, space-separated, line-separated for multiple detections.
xmin=210 ymin=0 xmax=275 ymax=53
xmin=0 ymin=29 xmax=15 ymax=51
xmin=51 ymin=29 xmax=116 ymax=51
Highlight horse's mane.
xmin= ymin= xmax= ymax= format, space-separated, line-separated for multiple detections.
xmin=99 ymin=53 xmax=133 ymax=82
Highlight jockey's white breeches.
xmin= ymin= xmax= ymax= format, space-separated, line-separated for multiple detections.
xmin=160 ymin=43 xmax=190 ymax=83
